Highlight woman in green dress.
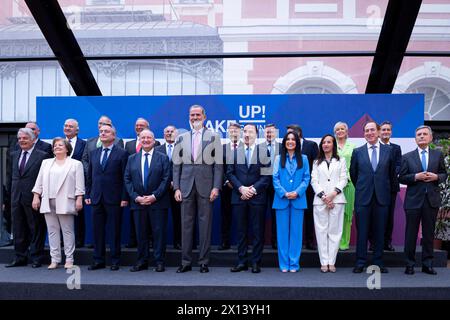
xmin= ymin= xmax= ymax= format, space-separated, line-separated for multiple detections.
xmin=334 ymin=122 xmax=355 ymax=250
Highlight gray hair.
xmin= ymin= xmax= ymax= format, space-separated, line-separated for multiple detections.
xmin=139 ymin=129 xmax=154 ymax=139
xmin=415 ymin=125 xmax=433 ymax=135
xmin=189 ymin=104 xmax=206 ymax=116
xmin=136 ymin=117 xmax=149 ymax=128
xmin=334 ymin=121 xmax=349 ymax=138
xmin=17 ymin=128 xmax=36 ymax=141
xmin=99 ymin=124 xmax=116 ymax=136
xmin=64 ymin=118 xmax=79 ymax=131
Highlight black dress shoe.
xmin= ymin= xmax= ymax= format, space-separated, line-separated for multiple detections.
xmin=130 ymin=264 xmax=148 ymax=272
xmin=5 ymin=260 xmax=27 ymax=268
xmin=125 ymin=243 xmax=137 ymax=249
xmin=31 ymin=262 xmax=42 ymax=268
xmin=405 ymin=266 xmax=415 ymax=275
xmin=88 ymin=263 xmax=106 ymax=270
xmin=199 ymin=264 xmax=209 ymax=273
xmin=110 ymin=265 xmax=120 ymax=271
xmin=173 ymin=244 xmax=181 ymax=250
xmin=176 ymin=265 xmax=192 ymax=273
xmin=154 ymin=264 xmax=165 ymax=272
xmin=384 ymin=244 xmax=395 ymax=252
xmin=422 ymin=266 xmax=437 ymax=275
xmin=218 ymin=244 xmax=230 ymax=251
xmin=352 ymin=266 xmax=364 ymax=273
xmin=379 ymin=267 xmax=389 ymax=274
xmin=230 ymin=264 xmax=248 ymax=272
xmin=251 ymin=264 xmax=261 ymax=273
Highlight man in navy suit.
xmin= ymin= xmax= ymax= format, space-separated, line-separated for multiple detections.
xmin=125 ymin=129 xmax=170 ymax=272
xmin=85 ymin=125 xmax=129 ymax=271
xmin=399 ymin=125 xmax=447 ymax=275
xmin=369 ymin=121 xmax=402 ymax=252
xmin=124 ymin=118 xmax=160 ymax=248
xmin=350 ymin=121 xmax=396 ymax=273
xmin=287 ymin=124 xmax=319 ymax=250
xmin=155 ymin=125 xmax=182 ymax=250
xmin=64 ymin=118 xmax=87 ymax=248
xmin=227 ymin=124 xmax=271 ymax=273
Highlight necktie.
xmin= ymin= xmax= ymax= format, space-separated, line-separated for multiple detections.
xmin=246 ymin=147 xmax=251 ymax=168
xmin=371 ymin=145 xmax=377 ymax=171
xmin=192 ymin=131 xmax=201 ymax=160
xmin=19 ymin=151 xmax=28 ymax=175
xmin=101 ymin=148 xmax=109 ymax=170
xmin=136 ymin=140 xmax=142 ymax=153
xmin=267 ymin=143 xmax=272 ymax=157
xmin=143 ymin=153 xmax=149 ymax=188
xmin=421 ymin=150 xmax=427 ymax=171
xmin=233 ymin=142 xmax=237 ymax=150
xmin=96 ymin=138 xmax=102 ymax=148
xmin=167 ymin=144 xmax=173 ymax=162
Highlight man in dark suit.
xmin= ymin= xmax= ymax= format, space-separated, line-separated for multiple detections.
xmin=369 ymin=121 xmax=402 ymax=252
xmin=227 ymin=124 xmax=271 ymax=273
xmin=64 ymin=118 xmax=87 ymax=248
xmin=259 ymin=124 xmax=281 ymax=249
xmin=219 ymin=122 xmax=243 ymax=250
xmin=287 ymin=124 xmax=319 ymax=250
xmin=12 ymin=122 xmax=53 ymax=158
xmin=124 ymin=117 xmax=160 ymax=248
xmin=173 ymin=105 xmax=223 ymax=273
xmin=5 ymin=128 xmax=49 ymax=268
xmin=82 ymin=115 xmax=124 ymax=176
xmin=125 ymin=129 xmax=171 ymax=272
xmin=399 ymin=125 xmax=447 ymax=275
xmin=350 ymin=121 xmax=396 ymax=274
xmin=85 ymin=125 xmax=129 ymax=271
xmin=155 ymin=125 xmax=181 ymax=250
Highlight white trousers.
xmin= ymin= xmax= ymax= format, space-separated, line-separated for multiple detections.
xmin=45 ymin=200 xmax=75 ymax=263
xmin=313 ymin=204 xmax=344 ymax=266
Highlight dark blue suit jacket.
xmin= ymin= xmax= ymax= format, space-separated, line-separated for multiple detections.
xmin=386 ymin=142 xmax=402 ymax=192
xmin=350 ymin=143 xmax=396 ymax=207
xmin=124 ymin=150 xmax=170 ymax=210
xmin=226 ymin=144 xmax=271 ymax=205
xmin=86 ymin=145 xmax=129 ymax=205
xmin=71 ymin=138 xmax=86 ymax=162
xmin=154 ymin=143 xmax=174 ymax=181
xmin=399 ymin=148 xmax=447 ymax=210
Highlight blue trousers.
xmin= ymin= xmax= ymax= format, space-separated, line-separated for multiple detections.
xmin=276 ymin=206 xmax=304 ymax=271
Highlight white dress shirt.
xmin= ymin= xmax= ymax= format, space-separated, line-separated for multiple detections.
xmin=18 ymin=143 xmax=36 ymax=167
xmin=141 ymin=149 xmax=154 ymax=185
xmin=67 ymin=136 xmax=77 ymax=157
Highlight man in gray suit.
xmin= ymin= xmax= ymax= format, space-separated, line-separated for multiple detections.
xmin=173 ymin=105 xmax=223 ymax=273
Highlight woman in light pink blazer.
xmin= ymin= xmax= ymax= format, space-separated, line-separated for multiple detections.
xmin=32 ymin=138 xmax=85 ymax=269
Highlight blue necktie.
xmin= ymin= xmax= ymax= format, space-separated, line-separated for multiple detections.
xmin=421 ymin=150 xmax=427 ymax=171
xmin=246 ymin=147 xmax=251 ymax=168
xmin=167 ymin=144 xmax=172 ymax=162
xmin=101 ymin=148 xmax=109 ymax=170
xmin=371 ymin=145 xmax=377 ymax=171
xmin=143 ymin=153 xmax=149 ymax=188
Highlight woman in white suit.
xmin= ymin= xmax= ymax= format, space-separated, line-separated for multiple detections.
xmin=32 ymin=138 xmax=85 ymax=269
xmin=311 ymin=134 xmax=347 ymax=273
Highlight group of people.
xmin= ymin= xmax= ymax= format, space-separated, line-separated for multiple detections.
xmin=4 ymin=104 xmax=447 ymax=276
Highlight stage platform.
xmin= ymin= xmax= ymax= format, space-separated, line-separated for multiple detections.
xmin=0 ymin=245 xmax=448 ymax=300
xmin=0 ymin=245 xmax=448 ymax=268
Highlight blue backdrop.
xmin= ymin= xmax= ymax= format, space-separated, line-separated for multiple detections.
xmin=37 ymin=94 xmax=424 ymax=245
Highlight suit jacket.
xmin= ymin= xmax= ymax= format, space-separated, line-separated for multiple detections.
xmin=86 ymin=145 xmax=129 ymax=206
xmin=125 ymin=138 xmax=160 ymax=155
xmin=10 ymin=148 xmax=50 ymax=205
xmin=82 ymin=136 xmax=124 ymax=175
xmin=32 ymin=158 xmax=85 ymax=214
xmin=172 ymin=129 xmax=223 ymax=198
xmin=155 ymin=142 xmax=175 ymax=181
xmin=301 ymin=138 xmax=319 ymax=173
xmin=311 ymin=158 xmax=348 ymax=205
xmin=385 ymin=142 xmax=402 ymax=192
xmin=226 ymin=144 xmax=271 ymax=205
xmin=272 ymin=154 xmax=310 ymax=210
xmin=124 ymin=150 xmax=171 ymax=211
xmin=350 ymin=143 xmax=396 ymax=207
xmin=399 ymin=148 xmax=447 ymax=210
xmin=71 ymin=138 xmax=86 ymax=162
xmin=222 ymin=141 xmax=244 ymax=184
xmin=14 ymin=139 xmax=53 ymax=158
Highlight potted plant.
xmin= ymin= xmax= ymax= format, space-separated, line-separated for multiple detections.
xmin=431 ymin=138 xmax=450 ymax=249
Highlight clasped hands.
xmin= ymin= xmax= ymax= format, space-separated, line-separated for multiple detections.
xmin=415 ymin=171 xmax=438 ymax=182
xmin=239 ymin=186 xmax=257 ymax=200
xmin=321 ymin=191 xmax=337 ymax=209
xmin=136 ymin=195 xmax=156 ymax=206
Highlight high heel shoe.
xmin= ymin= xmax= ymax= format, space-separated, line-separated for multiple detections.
xmin=48 ymin=262 xmax=58 ymax=270
xmin=328 ymin=265 xmax=336 ymax=273
xmin=64 ymin=262 xmax=74 ymax=269
xmin=320 ymin=265 xmax=329 ymax=273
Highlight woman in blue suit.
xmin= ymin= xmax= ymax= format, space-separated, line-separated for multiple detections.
xmin=272 ymin=131 xmax=310 ymax=272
